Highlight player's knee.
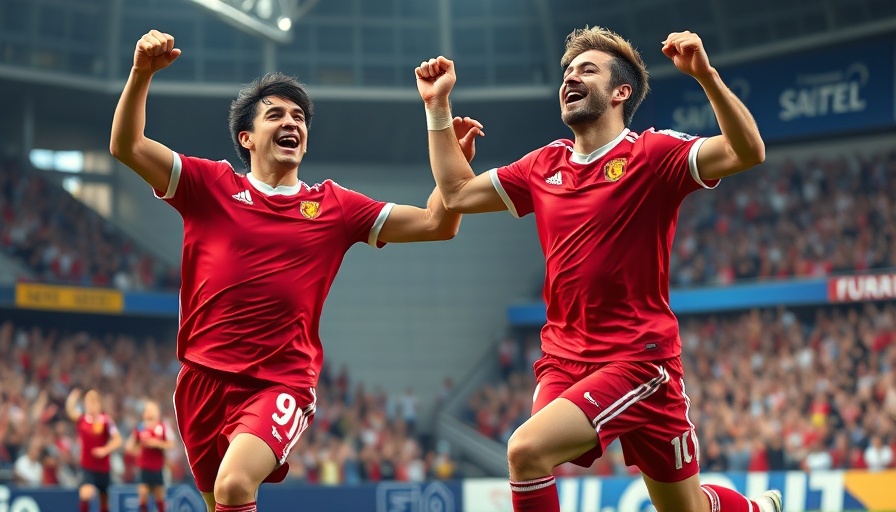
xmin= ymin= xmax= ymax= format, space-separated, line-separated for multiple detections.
xmin=214 ymin=471 xmax=256 ymax=504
xmin=507 ymin=428 xmax=548 ymax=474
xmin=79 ymin=484 xmax=96 ymax=501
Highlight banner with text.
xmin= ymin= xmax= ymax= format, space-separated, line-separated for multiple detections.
xmin=463 ymin=470 xmax=896 ymax=512
xmin=636 ymin=36 xmax=896 ymax=142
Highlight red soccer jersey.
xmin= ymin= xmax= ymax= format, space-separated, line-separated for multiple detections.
xmin=77 ymin=414 xmax=118 ymax=472
xmin=491 ymin=128 xmax=717 ymax=363
xmin=156 ymin=154 xmax=390 ymax=389
xmin=134 ymin=421 xmax=168 ymax=471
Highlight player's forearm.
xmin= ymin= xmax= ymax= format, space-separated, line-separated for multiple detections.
xmin=106 ymin=434 xmax=123 ymax=452
xmin=427 ymin=128 xmax=478 ymax=212
xmin=697 ymin=69 xmax=765 ymax=167
xmin=110 ymin=68 xmax=154 ymax=160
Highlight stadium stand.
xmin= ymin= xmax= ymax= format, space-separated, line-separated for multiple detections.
xmin=0 ymin=158 xmax=179 ymax=291
xmin=462 ymin=302 xmax=896 ymax=477
xmin=0 ymin=319 xmax=457 ymax=487
xmin=672 ymin=148 xmax=896 ymax=287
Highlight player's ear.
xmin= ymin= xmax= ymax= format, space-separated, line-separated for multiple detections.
xmin=614 ymin=84 xmax=632 ymax=102
xmin=239 ymin=131 xmax=253 ymax=149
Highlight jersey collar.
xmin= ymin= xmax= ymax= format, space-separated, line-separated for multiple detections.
xmin=569 ymin=128 xmax=630 ymax=165
xmin=247 ymin=172 xmax=304 ymax=196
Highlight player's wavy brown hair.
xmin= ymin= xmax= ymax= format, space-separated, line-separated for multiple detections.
xmin=229 ymin=72 xmax=314 ymax=170
xmin=561 ymin=26 xmax=649 ymax=126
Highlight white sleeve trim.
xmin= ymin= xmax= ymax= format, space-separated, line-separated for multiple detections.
xmin=488 ymin=168 xmax=520 ymax=218
xmin=154 ymin=151 xmax=183 ymax=199
xmin=688 ymin=138 xmax=718 ymax=189
xmin=368 ymin=202 xmax=395 ymax=247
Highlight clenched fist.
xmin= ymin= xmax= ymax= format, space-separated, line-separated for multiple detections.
xmin=134 ymin=29 xmax=181 ymax=74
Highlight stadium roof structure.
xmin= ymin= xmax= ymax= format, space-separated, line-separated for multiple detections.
xmin=0 ymin=0 xmax=894 ymax=99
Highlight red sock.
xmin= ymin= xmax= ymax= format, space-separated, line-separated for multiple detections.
xmin=510 ymin=476 xmax=560 ymax=512
xmin=156 ymin=500 xmax=166 ymax=512
xmin=79 ymin=501 xmax=89 ymax=512
xmin=139 ymin=503 xmax=149 ymax=512
xmin=702 ymin=484 xmax=759 ymax=512
xmin=215 ymin=503 xmax=257 ymax=512
xmin=100 ymin=502 xmax=109 ymax=512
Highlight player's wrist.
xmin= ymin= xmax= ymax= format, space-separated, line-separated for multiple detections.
xmin=131 ymin=66 xmax=155 ymax=81
xmin=424 ymin=102 xmax=452 ymax=131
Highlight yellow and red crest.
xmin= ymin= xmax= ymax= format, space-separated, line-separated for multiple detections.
xmin=604 ymin=158 xmax=627 ymax=182
xmin=300 ymin=201 xmax=321 ymax=219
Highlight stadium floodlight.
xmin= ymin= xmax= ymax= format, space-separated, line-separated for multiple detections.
xmin=185 ymin=0 xmax=319 ymax=44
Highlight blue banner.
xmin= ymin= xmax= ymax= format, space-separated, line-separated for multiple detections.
xmin=636 ymin=36 xmax=896 ymax=142
xmin=0 ymin=481 xmax=462 ymax=512
xmin=463 ymin=470 xmax=896 ymax=512
xmin=3 ymin=471 xmax=894 ymax=512
xmin=507 ymin=277 xmax=832 ymax=326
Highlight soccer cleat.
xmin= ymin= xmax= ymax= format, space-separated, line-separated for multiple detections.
xmin=754 ymin=490 xmax=782 ymax=512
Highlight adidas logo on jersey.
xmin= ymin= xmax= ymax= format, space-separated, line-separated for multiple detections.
xmin=546 ymin=171 xmax=563 ymax=185
xmin=232 ymin=190 xmax=254 ymax=205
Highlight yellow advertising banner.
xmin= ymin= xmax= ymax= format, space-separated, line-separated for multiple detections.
xmin=844 ymin=469 xmax=896 ymax=511
xmin=14 ymin=283 xmax=124 ymax=314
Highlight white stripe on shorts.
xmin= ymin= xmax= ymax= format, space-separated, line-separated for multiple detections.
xmin=592 ymin=364 xmax=670 ymax=433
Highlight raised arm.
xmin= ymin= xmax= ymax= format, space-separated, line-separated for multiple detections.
xmin=109 ymin=30 xmax=183 ymax=192
xmin=64 ymin=388 xmax=81 ymax=423
xmin=662 ymin=31 xmax=765 ymax=180
xmin=415 ymin=57 xmax=507 ymax=214
xmin=377 ymin=117 xmax=484 ymax=243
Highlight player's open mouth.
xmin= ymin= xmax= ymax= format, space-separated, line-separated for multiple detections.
xmin=275 ymin=134 xmax=300 ymax=149
xmin=564 ymin=90 xmax=586 ymax=106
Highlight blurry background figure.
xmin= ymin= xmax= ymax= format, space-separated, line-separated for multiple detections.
xmin=125 ymin=399 xmax=173 ymax=512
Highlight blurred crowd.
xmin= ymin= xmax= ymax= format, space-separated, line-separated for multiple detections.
xmin=0 ymin=320 xmax=458 ymax=489
xmin=0 ymin=159 xmax=179 ymax=290
xmin=671 ymin=148 xmax=896 ymax=286
xmin=466 ymin=302 xmax=896 ymax=476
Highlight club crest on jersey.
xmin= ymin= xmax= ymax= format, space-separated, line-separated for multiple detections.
xmin=604 ymin=158 xmax=627 ymax=182
xmin=300 ymin=201 xmax=320 ymax=219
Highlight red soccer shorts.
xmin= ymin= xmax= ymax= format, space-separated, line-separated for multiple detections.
xmin=532 ymin=354 xmax=699 ymax=483
xmin=174 ymin=364 xmax=316 ymax=492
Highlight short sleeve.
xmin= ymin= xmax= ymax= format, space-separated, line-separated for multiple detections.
xmin=645 ymin=129 xmax=719 ymax=198
xmin=153 ymin=152 xmax=233 ymax=215
xmin=490 ymin=148 xmax=541 ymax=218
xmin=330 ymin=181 xmax=392 ymax=248
xmin=106 ymin=416 xmax=119 ymax=436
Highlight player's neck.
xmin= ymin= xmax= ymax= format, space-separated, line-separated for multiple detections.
xmin=250 ymin=165 xmax=299 ymax=189
xmin=570 ymin=118 xmax=626 ymax=155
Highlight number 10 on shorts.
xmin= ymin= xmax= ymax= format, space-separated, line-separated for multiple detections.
xmin=671 ymin=429 xmax=698 ymax=470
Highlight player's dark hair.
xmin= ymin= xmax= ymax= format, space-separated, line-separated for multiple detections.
xmin=561 ymin=26 xmax=650 ymax=126
xmin=229 ymin=72 xmax=314 ymax=170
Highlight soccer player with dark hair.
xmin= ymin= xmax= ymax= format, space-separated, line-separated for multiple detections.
xmin=66 ymin=388 xmax=122 ymax=512
xmin=110 ymin=30 xmax=482 ymax=512
xmin=416 ymin=27 xmax=782 ymax=512
xmin=125 ymin=400 xmax=173 ymax=512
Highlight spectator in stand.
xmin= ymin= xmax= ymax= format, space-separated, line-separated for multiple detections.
xmin=864 ymin=434 xmax=893 ymax=472
xmin=13 ymin=437 xmax=44 ymax=487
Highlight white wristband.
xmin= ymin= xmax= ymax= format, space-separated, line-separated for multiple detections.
xmin=425 ymin=107 xmax=452 ymax=131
